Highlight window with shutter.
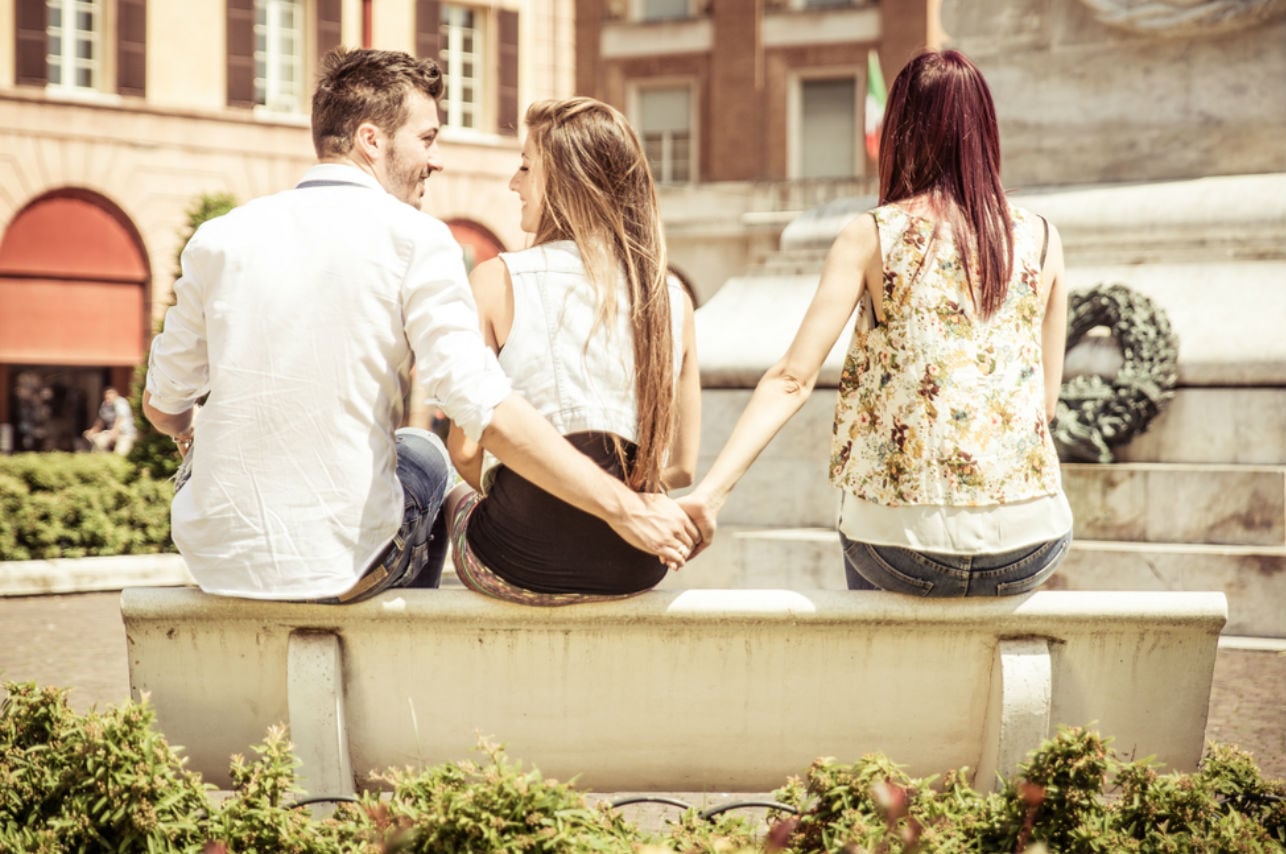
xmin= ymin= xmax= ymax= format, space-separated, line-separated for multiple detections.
xmin=316 ymin=0 xmax=342 ymax=65
xmin=636 ymin=86 xmax=694 ymax=184
xmin=439 ymin=4 xmax=483 ymax=131
xmin=118 ymin=0 xmax=147 ymax=97
xmin=254 ymin=0 xmax=305 ymax=113
xmin=227 ymin=0 xmax=256 ymax=107
xmin=15 ymin=0 xmax=48 ymax=86
xmin=796 ymin=76 xmax=857 ymax=179
xmin=46 ymin=0 xmax=104 ymax=92
xmin=497 ymin=9 xmax=518 ymax=136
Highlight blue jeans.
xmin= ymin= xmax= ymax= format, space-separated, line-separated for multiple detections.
xmin=841 ymin=529 xmax=1071 ymax=597
xmin=317 ymin=427 xmax=453 ymax=604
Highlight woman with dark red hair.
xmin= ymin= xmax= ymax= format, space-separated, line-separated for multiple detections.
xmin=682 ymin=50 xmax=1072 ymax=596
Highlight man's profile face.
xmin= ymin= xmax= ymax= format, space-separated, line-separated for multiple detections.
xmin=381 ymin=90 xmax=444 ymax=207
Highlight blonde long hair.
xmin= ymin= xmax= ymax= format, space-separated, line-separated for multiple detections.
xmin=524 ymin=97 xmax=674 ymax=492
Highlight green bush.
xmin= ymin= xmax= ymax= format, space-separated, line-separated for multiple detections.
xmin=0 ymin=453 xmax=173 ymax=560
xmin=1 ymin=682 xmax=1282 ymax=853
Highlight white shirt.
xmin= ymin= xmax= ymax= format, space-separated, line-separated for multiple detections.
xmin=146 ymin=164 xmax=511 ymax=599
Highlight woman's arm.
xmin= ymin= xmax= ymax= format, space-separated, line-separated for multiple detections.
xmin=1040 ymin=222 xmax=1068 ymax=423
xmin=680 ymin=213 xmax=879 ymax=550
xmin=662 ymin=290 xmax=700 ymax=490
xmin=446 ymin=422 xmax=484 ymax=491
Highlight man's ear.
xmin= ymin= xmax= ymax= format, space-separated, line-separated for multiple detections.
xmin=354 ymin=121 xmax=382 ymax=161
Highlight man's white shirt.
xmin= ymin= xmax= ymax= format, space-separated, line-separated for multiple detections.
xmin=146 ymin=164 xmax=511 ymax=599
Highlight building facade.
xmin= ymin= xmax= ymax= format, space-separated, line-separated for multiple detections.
xmin=0 ymin=0 xmax=573 ymax=452
xmin=573 ymin=0 xmax=938 ymax=303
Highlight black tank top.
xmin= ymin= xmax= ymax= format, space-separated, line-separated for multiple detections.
xmin=464 ymin=431 xmax=668 ymax=594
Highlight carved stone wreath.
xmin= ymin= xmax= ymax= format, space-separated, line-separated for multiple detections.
xmin=1052 ymin=283 xmax=1179 ymax=463
xmin=1077 ymin=0 xmax=1284 ymax=37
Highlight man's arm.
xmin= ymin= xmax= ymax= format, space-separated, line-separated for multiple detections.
xmin=403 ymin=219 xmax=697 ymax=566
xmin=481 ymin=395 xmax=699 ymax=568
xmin=142 ymin=390 xmax=194 ymax=440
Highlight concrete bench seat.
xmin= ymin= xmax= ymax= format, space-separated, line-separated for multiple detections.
xmin=120 ymin=587 xmax=1226 ymax=799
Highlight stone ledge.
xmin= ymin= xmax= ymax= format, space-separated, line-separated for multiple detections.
xmin=0 ymin=554 xmax=194 ymax=597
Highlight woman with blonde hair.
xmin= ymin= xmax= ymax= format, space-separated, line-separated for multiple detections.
xmin=681 ymin=50 xmax=1072 ymax=596
xmin=445 ymin=97 xmax=700 ymax=604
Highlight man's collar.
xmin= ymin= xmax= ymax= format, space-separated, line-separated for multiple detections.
xmin=298 ymin=163 xmax=385 ymax=193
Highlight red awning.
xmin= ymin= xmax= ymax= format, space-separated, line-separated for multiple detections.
xmin=0 ymin=277 xmax=145 ymax=365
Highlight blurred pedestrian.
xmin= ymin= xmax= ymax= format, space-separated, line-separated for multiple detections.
xmin=84 ymin=387 xmax=136 ymax=456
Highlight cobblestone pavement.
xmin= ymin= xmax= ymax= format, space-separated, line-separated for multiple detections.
xmin=1 ymin=591 xmax=1282 ymax=784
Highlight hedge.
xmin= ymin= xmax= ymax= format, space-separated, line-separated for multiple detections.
xmin=0 ymin=453 xmax=174 ymax=561
xmin=1 ymin=681 xmax=1283 ymax=853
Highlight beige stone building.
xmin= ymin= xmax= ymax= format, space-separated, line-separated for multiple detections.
xmin=0 ymin=0 xmax=574 ymax=452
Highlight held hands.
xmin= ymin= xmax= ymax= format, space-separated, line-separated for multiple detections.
xmin=612 ymin=492 xmax=702 ymax=571
xmin=677 ymin=494 xmax=718 ymax=561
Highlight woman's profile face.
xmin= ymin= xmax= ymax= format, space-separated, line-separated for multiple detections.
xmin=509 ymin=134 xmax=545 ymax=234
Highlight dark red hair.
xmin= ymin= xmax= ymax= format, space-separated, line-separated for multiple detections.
xmin=878 ymin=49 xmax=1013 ymax=319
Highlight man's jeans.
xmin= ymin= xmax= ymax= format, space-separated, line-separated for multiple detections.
xmin=323 ymin=427 xmax=453 ymax=604
xmin=841 ymin=529 xmax=1072 ymax=597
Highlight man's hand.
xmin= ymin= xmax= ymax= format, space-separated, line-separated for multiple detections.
xmin=611 ymin=492 xmax=701 ymax=571
xmin=677 ymin=494 xmax=718 ymax=561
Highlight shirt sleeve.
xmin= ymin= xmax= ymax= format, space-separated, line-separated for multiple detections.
xmin=145 ymin=228 xmax=212 ymax=415
xmin=402 ymin=220 xmax=511 ymax=441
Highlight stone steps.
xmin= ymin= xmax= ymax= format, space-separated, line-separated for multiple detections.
xmin=1063 ymin=462 xmax=1286 ymax=547
xmin=662 ymin=526 xmax=1285 ymax=638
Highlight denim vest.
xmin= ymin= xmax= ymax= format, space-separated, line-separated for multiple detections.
xmin=479 ymin=240 xmax=684 ymax=489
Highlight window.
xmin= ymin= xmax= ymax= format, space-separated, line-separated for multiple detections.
xmin=440 ymin=5 xmax=483 ymax=130
xmin=255 ymin=0 xmax=304 ymax=112
xmin=637 ymin=87 xmax=693 ymax=184
xmin=798 ymin=77 xmax=856 ymax=179
xmin=46 ymin=0 xmax=102 ymax=91
xmin=637 ymin=0 xmax=691 ymax=20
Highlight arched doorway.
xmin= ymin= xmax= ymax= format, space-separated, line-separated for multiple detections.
xmin=447 ymin=219 xmax=506 ymax=273
xmin=0 ymin=189 xmax=150 ymax=452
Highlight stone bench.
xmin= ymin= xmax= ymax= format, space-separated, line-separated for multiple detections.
xmin=120 ymin=587 xmax=1226 ymax=799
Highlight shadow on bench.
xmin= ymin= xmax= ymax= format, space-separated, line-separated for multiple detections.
xmin=120 ymin=587 xmax=1226 ymax=799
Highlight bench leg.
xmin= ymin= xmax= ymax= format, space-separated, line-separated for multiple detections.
xmin=974 ymin=638 xmax=1052 ymax=791
xmin=287 ymin=630 xmax=355 ymax=803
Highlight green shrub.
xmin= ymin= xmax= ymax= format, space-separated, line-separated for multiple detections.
xmin=1 ymin=684 xmax=1282 ymax=853
xmin=0 ymin=453 xmax=173 ymax=560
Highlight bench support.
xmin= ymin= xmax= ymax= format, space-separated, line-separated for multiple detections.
xmin=975 ymin=638 xmax=1053 ymax=789
xmin=287 ymin=631 xmax=355 ymax=800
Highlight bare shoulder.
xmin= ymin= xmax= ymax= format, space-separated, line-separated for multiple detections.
xmin=468 ymin=256 xmax=511 ymax=299
xmin=827 ymin=210 xmax=880 ymax=265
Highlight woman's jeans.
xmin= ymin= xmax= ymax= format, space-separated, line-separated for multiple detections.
xmin=841 ymin=529 xmax=1072 ymax=597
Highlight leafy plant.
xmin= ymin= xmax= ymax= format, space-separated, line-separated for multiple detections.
xmin=2 ymin=686 xmax=1282 ymax=853
xmin=0 ymin=453 xmax=173 ymax=560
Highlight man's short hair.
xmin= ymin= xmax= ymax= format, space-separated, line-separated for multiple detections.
xmin=312 ymin=48 xmax=444 ymax=159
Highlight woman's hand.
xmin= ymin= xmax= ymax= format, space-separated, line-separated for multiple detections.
xmin=677 ymin=493 xmax=717 ymax=560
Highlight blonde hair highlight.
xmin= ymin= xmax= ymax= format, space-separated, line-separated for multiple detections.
xmin=524 ymin=97 xmax=675 ymax=492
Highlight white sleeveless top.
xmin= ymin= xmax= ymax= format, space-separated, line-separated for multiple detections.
xmin=477 ymin=240 xmax=685 ymax=490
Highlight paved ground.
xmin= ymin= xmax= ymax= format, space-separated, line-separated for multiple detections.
xmin=1 ymin=590 xmax=1282 ymax=787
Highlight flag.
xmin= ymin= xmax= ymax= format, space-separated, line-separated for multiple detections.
xmin=865 ymin=50 xmax=887 ymax=161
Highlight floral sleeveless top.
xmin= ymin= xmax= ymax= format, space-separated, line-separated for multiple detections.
xmin=829 ymin=204 xmax=1061 ymax=507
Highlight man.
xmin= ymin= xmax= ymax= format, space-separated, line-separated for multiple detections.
xmin=84 ymin=387 xmax=136 ymax=455
xmin=143 ymin=48 xmax=697 ymax=603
